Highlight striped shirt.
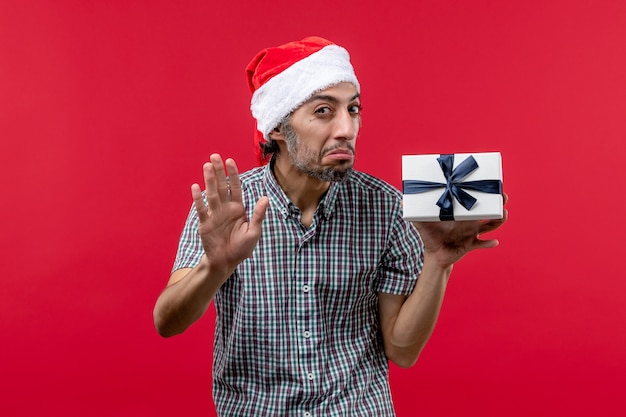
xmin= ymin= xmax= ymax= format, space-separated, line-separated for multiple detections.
xmin=173 ymin=163 xmax=424 ymax=416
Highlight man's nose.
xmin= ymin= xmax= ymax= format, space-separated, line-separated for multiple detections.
xmin=332 ymin=109 xmax=358 ymax=140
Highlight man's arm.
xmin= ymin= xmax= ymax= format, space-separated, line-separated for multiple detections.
xmin=153 ymin=154 xmax=268 ymax=337
xmin=378 ymin=259 xmax=451 ymax=368
xmin=153 ymin=258 xmax=230 ymax=337
xmin=379 ymin=199 xmax=508 ymax=368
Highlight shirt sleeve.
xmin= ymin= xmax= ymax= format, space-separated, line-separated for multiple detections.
xmin=171 ymin=203 xmax=204 ymax=273
xmin=372 ymin=205 xmax=424 ymax=295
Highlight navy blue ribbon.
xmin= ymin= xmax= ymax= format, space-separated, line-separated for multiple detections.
xmin=403 ymin=154 xmax=502 ymax=220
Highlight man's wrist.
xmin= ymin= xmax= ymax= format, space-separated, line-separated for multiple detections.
xmin=200 ymin=254 xmax=238 ymax=283
xmin=421 ymin=252 xmax=454 ymax=277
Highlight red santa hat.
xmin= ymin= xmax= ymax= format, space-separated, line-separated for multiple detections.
xmin=246 ymin=36 xmax=360 ymax=165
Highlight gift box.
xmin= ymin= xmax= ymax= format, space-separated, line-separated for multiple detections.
xmin=402 ymin=152 xmax=503 ymax=222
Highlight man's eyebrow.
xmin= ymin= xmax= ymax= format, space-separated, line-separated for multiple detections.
xmin=306 ymin=92 xmax=361 ymax=104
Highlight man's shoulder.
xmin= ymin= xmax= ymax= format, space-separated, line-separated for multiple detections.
xmin=239 ymin=165 xmax=267 ymax=185
xmin=347 ymin=170 xmax=402 ymax=199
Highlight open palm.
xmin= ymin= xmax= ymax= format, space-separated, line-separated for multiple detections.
xmin=192 ymin=154 xmax=268 ymax=274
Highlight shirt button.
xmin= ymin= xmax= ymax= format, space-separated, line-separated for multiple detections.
xmin=304 ymin=412 xmax=312 ymax=417
xmin=303 ymin=331 xmax=311 ymax=338
xmin=307 ymin=372 xmax=314 ymax=381
xmin=302 ymin=285 xmax=310 ymax=293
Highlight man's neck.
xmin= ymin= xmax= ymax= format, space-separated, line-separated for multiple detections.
xmin=271 ymin=156 xmax=330 ymax=215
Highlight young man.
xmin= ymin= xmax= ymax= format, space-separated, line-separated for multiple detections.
xmin=154 ymin=37 xmax=506 ymax=416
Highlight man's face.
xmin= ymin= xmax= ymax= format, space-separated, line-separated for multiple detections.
xmin=281 ymin=82 xmax=361 ymax=182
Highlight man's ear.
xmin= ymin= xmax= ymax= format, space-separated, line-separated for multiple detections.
xmin=268 ymin=125 xmax=285 ymax=141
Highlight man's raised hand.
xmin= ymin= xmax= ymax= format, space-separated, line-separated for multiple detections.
xmin=191 ymin=154 xmax=269 ymax=275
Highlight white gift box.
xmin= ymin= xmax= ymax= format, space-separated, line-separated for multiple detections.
xmin=402 ymin=152 xmax=503 ymax=222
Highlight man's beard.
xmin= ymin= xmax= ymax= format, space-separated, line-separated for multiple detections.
xmin=283 ymin=123 xmax=354 ymax=183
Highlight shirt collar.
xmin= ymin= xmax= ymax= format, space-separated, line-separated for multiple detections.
xmin=262 ymin=162 xmax=340 ymax=221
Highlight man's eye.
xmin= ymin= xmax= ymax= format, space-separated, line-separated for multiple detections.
xmin=349 ymin=104 xmax=362 ymax=114
xmin=315 ymin=107 xmax=331 ymax=114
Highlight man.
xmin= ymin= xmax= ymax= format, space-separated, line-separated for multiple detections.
xmin=154 ymin=36 xmax=506 ymax=416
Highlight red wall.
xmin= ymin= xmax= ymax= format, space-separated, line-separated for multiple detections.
xmin=2 ymin=1 xmax=625 ymax=415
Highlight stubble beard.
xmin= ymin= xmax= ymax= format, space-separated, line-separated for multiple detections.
xmin=283 ymin=123 xmax=354 ymax=183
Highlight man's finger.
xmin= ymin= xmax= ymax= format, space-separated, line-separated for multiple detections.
xmin=249 ymin=196 xmax=269 ymax=234
xmin=203 ymin=162 xmax=221 ymax=211
xmin=210 ymin=154 xmax=229 ymax=202
xmin=225 ymin=158 xmax=242 ymax=204
xmin=478 ymin=208 xmax=508 ymax=234
xmin=191 ymin=183 xmax=208 ymax=223
xmin=474 ymin=237 xmax=500 ymax=250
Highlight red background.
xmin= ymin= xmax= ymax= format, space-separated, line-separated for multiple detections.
xmin=2 ymin=1 xmax=625 ymax=416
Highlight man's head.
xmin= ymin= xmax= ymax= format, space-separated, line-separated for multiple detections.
xmin=276 ymin=81 xmax=360 ymax=182
xmin=246 ymin=37 xmax=360 ymax=166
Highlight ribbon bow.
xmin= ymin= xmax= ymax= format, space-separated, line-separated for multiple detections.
xmin=403 ymin=154 xmax=502 ymax=221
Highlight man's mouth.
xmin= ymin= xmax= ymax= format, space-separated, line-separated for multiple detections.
xmin=324 ymin=148 xmax=354 ymax=161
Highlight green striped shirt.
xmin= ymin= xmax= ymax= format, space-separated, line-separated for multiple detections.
xmin=173 ymin=163 xmax=423 ymax=416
